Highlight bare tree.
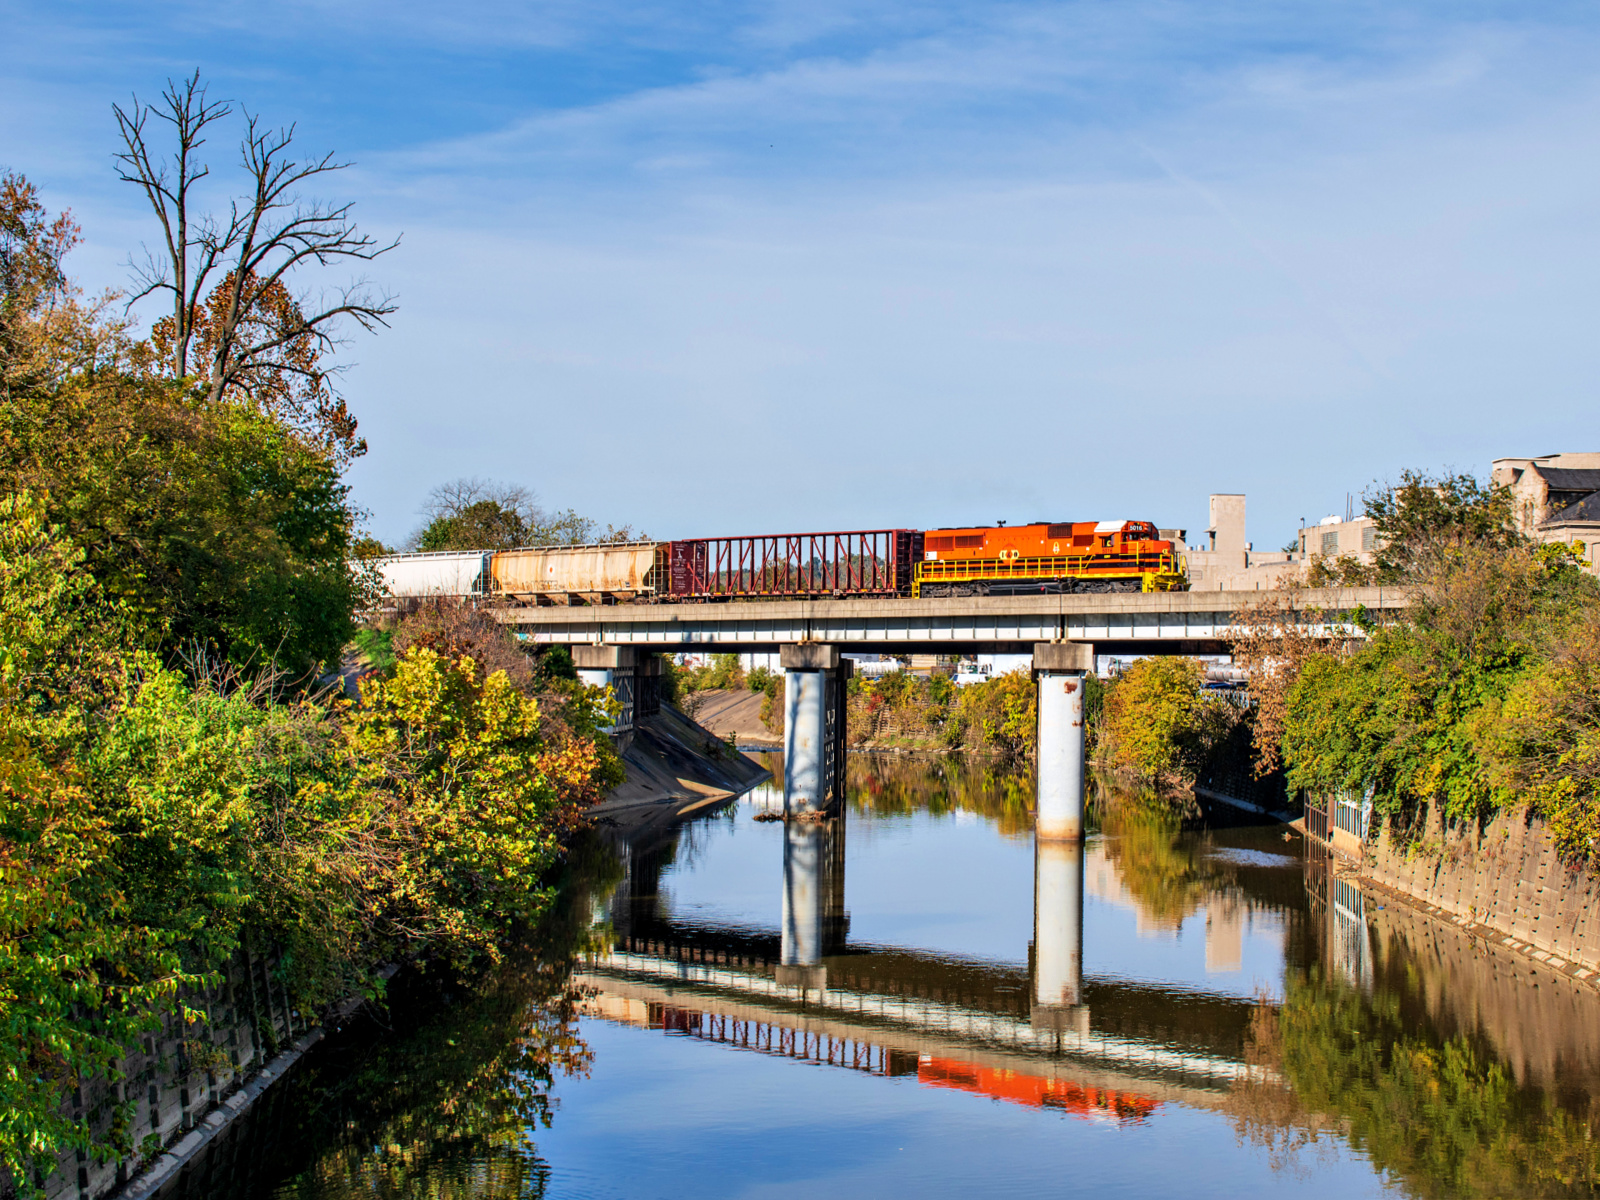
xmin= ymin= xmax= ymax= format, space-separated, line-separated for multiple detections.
xmin=113 ymin=72 xmax=398 ymax=455
xmin=420 ymin=477 xmax=545 ymax=527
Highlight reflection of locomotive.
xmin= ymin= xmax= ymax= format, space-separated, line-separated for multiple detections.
xmin=371 ymin=520 xmax=1187 ymax=606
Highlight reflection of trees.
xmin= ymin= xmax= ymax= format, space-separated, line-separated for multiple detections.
xmin=1094 ymin=786 xmax=1230 ymax=929
xmin=1231 ymin=969 xmax=1600 ymax=1198
xmin=259 ymin=838 xmax=624 ymax=1200
xmin=845 ymin=755 xmax=1037 ymax=837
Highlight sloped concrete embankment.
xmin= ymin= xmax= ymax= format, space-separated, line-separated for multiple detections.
xmin=684 ymin=689 xmax=779 ymax=749
xmin=590 ymin=701 xmax=770 ymax=838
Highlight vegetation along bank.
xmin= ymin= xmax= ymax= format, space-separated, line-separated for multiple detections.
xmin=0 ymin=81 xmax=622 ymax=1190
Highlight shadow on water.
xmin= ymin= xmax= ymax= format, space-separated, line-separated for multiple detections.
xmin=151 ymin=838 xmax=625 ymax=1200
xmin=166 ymin=754 xmax=1600 ymax=1199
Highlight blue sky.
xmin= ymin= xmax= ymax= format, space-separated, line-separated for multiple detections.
xmin=6 ymin=1 xmax=1599 ymax=546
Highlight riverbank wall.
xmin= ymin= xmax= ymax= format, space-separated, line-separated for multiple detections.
xmin=1345 ymin=801 xmax=1600 ymax=980
xmin=27 ymin=949 xmax=310 ymax=1200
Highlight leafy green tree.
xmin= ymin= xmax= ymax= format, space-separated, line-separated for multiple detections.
xmin=1473 ymin=594 xmax=1600 ymax=862
xmin=411 ymin=477 xmax=643 ymax=551
xmin=1366 ymin=469 xmax=1521 ymax=583
xmin=0 ymin=173 xmax=364 ymax=679
xmin=1101 ymin=657 xmax=1235 ymax=784
xmin=418 ymin=499 xmax=531 ymax=551
xmin=2 ymin=371 xmax=361 ymax=678
xmin=1284 ymin=541 xmax=1595 ymax=831
xmin=0 ymin=496 xmax=187 ymax=1185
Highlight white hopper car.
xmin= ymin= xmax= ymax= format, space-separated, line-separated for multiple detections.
xmin=372 ymin=550 xmax=491 ymax=599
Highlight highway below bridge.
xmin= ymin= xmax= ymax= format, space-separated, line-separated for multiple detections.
xmin=496 ymin=584 xmax=1402 ymax=655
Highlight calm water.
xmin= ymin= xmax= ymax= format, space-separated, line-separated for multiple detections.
xmin=177 ymin=756 xmax=1600 ymax=1199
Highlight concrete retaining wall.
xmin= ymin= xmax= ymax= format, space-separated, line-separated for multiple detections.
xmin=33 ymin=949 xmax=304 ymax=1200
xmin=1362 ymin=803 xmax=1600 ymax=977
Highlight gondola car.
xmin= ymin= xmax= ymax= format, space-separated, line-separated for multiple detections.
xmin=914 ymin=520 xmax=1186 ymax=597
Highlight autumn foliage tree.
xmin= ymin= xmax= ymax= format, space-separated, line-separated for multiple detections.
xmin=151 ymin=269 xmax=362 ymax=461
xmin=1100 ymin=657 xmax=1238 ymax=785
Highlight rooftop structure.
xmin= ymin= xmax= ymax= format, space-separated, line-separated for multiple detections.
xmin=1492 ymin=452 xmax=1600 ymax=574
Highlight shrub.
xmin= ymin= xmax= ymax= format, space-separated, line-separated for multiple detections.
xmin=0 ymin=503 xmax=612 ymax=1178
xmin=1101 ymin=657 xmax=1236 ymax=784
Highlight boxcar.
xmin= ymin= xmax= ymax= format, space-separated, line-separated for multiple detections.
xmin=490 ymin=542 xmax=662 ymax=604
xmin=374 ymin=550 xmax=491 ymax=599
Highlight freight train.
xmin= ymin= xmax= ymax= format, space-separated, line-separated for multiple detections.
xmin=371 ymin=520 xmax=1187 ymax=605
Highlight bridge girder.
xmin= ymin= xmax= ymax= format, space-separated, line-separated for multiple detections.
xmin=496 ymin=586 xmax=1402 ymax=654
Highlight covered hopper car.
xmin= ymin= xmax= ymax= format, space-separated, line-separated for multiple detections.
xmin=372 ymin=550 xmax=490 ymax=599
xmin=491 ymin=541 xmax=661 ymax=605
xmin=368 ymin=521 xmax=1186 ymax=605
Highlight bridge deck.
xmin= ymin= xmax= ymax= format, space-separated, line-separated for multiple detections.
xmin=497 ymin=585 xmax=1402 ymax=652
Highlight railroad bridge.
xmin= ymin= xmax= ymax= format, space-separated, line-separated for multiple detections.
xmin=494 ymin=585 xmax=1401 ymax=656
xmin=507 ymin=585 xmax=1402 ymax=831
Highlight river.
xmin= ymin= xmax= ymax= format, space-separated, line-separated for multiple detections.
xmin=163 ymin=754 xmax=1600 ymax=1199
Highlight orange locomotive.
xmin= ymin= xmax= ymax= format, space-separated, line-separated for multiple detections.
xmin=915 ymin=519 xmax=1187 ymax=597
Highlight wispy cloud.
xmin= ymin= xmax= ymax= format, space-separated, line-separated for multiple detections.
xmin=6 ymin=0 xmax=1600 ymax=542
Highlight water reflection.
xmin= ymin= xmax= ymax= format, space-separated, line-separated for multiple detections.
xmin=777 ymin=817 xmax=847 ymax=988
xmin=1231 ymin=848 xmax=1600 ymax=1197
xmin=188 ymin=754 xmax=1600 ymax=1200
xmin=1032 ymin=839 xmax=1085 ymax=1018
xmin=566 ymin=759 xmax=1600 ymax=1197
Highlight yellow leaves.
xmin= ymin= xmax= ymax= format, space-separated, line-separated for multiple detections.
xmin=1102 ymin=657 xmax=1216 ymax=783
xmin=1471 ymin=604 xmax=1600 ymax=863
xmin=296 ymin=643 xmax=574 ymax=966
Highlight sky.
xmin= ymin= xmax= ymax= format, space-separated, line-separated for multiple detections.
xmin=5 ymin=0 xmax=1599 ymax=547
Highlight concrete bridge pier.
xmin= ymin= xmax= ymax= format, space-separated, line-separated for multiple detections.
xmin=1033 ymin=642 xmax=1094 ymax=841
xmin=574 ymin=645 xmax=657 ymax=751
xmin=1032 ymin=836 xmax=1089 ymax=1035
xmin=780 ymin=644 xmax=852 ymax=815
xmin=573 ymin=642 xmax=626 ymax=691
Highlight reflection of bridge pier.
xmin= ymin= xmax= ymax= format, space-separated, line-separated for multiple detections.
xmin=1032 ymin=836 xmax=1089 ymax=1035
xmin=778 ymin=816 xmax=848 ymax=992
